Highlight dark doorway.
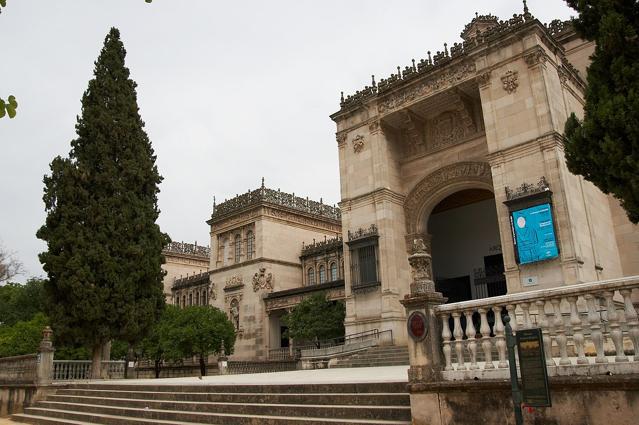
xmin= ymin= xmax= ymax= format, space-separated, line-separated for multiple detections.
xmin=483 ymin=253 xmax=507 ymax=297
xmin=435 ymin=276 xmax=472 ymax=303
xmin=280 ymin=326 xmax=289 ymax=348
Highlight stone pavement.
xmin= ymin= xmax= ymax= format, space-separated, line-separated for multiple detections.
xmin=88 ymin=364 xmax=410 ymax=386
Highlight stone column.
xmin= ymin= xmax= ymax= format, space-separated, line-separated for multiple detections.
xmin=217 ymin=340 xmax=228 ymax=375
xmin=399 ymin=238 xmax=446 ymax=382
xmin=36 ymin=327 xmax=54 ymax=386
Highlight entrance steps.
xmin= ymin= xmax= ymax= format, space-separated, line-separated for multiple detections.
xmin=332 ymin=346 xmax=409 ymax=368
xmin=12 ymin=381 xmax=411 ymax=424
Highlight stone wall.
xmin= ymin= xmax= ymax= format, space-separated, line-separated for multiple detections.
xmin=409 ymin=376 xmax=639 ymax=425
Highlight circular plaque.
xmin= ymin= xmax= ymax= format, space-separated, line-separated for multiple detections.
xmin=407 ymin=311 xmax=428 ymax=341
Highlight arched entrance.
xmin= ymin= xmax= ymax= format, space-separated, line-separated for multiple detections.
xmin=427 ymin=189 xmax=506 ymax=303
xmin=404 ymin=162 xmax=506 ymax=303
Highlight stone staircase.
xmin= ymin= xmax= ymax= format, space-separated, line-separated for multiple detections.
xmin=11 ymin=381 xmax=411 ymax=424
xmin=332 ymin=346 xmax=409 ymax=368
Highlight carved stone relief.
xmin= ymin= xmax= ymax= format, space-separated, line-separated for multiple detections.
xmin=336 ymin=132 xmax=348 ymax=145
xmin=404 ymin=162 xmax=493 ymax=234
xmin=476 ymin=71 xmax=491 ymax=87
xmin=378 ymin=62 xmax=476 ymax=114
xmin=501 ymin=70 xmax=519 ymax=94
xmin=352 ymin=135 xmax=365 ymax=154
xmin=252 ymin=267 xmax=273 ymax=292
xmin=225 ymin=275 xmax=243 ymax=288
xmin=524 ymin=49 xmax=547 ymax=67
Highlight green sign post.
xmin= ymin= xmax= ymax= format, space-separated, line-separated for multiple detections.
xmin=516 ymin=328 xmax=552 ymax=407
xmin=504 ymin=315 xmax=552 ymax=425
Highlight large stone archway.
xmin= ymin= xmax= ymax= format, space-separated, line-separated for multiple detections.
xmin=404 ymin=161 xmax=494 ymax=242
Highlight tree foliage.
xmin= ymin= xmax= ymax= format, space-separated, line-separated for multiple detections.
xmin=0 ymin=279 xmax=46 ymax=326
xmin=160 ymin=306 xmax=236 ymax=376
xmin=0 ymin=313 xmax=47 ymax=358
xmin=563 ymin=0 xmax=639 ymax=223
xmin=37 ymin=27 xmax=168 ymax=376
xmin=283 ymin=293 xmax=345 ymax=346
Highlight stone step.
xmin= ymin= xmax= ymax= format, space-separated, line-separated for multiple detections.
xmin=19 ymin=405 xmax=412 ymax=425
xmin=54 ymin=389 xmax=410 ymax=406
xmin=12 ymin=410 xmax=199 ymax=425
xmin=38 ymin=397 xmax=411 ymax=421
xmin=346 ymin=354 xmax=409 ymax=361
xmin=65 ymin=382 xmax=408 ymax=394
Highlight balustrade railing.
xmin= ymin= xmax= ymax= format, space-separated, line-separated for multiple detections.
xmin=435 ymin=276 xmax=639 ymax=379
xmin=0 ymin=354 xmax=38 ymax=384
xmin=53 ymin=360 xmax=126 ymax=381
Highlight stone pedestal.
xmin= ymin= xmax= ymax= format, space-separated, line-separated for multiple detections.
xmin=36 ymin=327 xmax=54 ymax=386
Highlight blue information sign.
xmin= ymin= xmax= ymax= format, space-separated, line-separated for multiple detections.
xmin=511 ymin=203 xmax=559 ymax=265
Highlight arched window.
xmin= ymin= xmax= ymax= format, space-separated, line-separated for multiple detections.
xmin=247 ymin=231 xmax=255 ymax=260
xmin=235 ymin=234 xmax=242 ymax=263
xmin=330 ymin=262 xmax=338 ymax=281
xmin=196 ymin=292 xmax=200 ymax=305
xmin=307 ymin=268 xmax=315 ymax=285
xmin=175 ymin=297 xmax=179 ymax=306
xmin=182 ymin=295 xmax=186 ymax=308
xmin=188 ymin=293 xmax=192 ymax=306
xmin=319 ymin=265 xmax=326 ymax=284
xmin=202 ymin=290 xmax=207 ymax=306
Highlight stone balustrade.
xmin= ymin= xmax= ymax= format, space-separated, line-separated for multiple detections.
xmin=435 ymin=276 xmax=639 ymax=380
xmin=53 ymin=360 xmax=126 ymax=381
xmin=0 ymin=354 xmax=38 ymax=384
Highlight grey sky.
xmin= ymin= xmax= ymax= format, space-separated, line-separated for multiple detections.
xmin=0 ymin=0 xmax=574 ymax=281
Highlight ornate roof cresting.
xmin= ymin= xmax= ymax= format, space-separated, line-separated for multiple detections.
xmin=210 ymin=179 xmax=341 ymax=223
xmin=301 ymin=236 xmax=343 ymax=257
xmin=336 ymin=2 xmax=572 ymax=115
xmin=163 ymin=241 xmax=210 ymax=258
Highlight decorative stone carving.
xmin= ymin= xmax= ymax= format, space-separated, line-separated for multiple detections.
xmin=501 ymin=70 xmax=519 ymax=94
xmin=404 ymin=162 xmax=493 ymax=235
xmin=368 ymin=120 xmax=380 ymax=133
xmin=209 ymin=282 xmax=217 ymax=300
xmin=408 ymin=238 xmax=435 ymax=295
xmin=225 ymin=275 xmax=243 ymax=288
xmin=352 ymin=135 xmax=365 ymax=153
xmin=524 ymin=49 xmax=547 ymax=67
xmin=163 ymin=241 xmax=210 ymax=258
xmin=336 ymin=131 xmax=348 ymax=145
xmin=253 ymin=267 xmax=273 ymax=292
xmin=378 ymin=62 xmax=476 ymax=114
xmin=557 ymin=67 xmax=569 ymax=86
xmin=347 ymin=224 xmax=378 ymax=242
xmin=476 ymin=71 xmax=491 ymax=87
xmin=505 ymin=176 xmax=551 ymax=201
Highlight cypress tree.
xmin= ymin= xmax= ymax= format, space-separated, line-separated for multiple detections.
xmin=564 ymin=0 xmax=639 ymax=223
xmin=37 ymin=28 xmax=169 ymax=377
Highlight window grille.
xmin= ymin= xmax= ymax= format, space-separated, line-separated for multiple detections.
xmin=319 ymin=265 xmax=326 ymax=284
xmin=330 ymin=262 xmax=338 ymax=281
xmin=247 ymin=231 xmax=255 ymax=260
xmin=307 ymin=268 xmax=315 ymax=285
xmin=234 ymin=234 xmax=242 ymax=263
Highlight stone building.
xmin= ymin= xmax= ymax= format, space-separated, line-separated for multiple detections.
xmin=161 ymin=241 xmax=210 ymax=300
xmin=331 ymin=8 xmax=639 ymax=347
xmin=205 ymin=182 xmax=343 ymax=360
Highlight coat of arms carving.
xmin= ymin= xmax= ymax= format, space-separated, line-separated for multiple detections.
xmin=352 ymin=135 xmax=365 ymax=153
xmin=501 ymin=70 xmax=519 ymax=94
xmin=252 ymin=267 xmax=273 ymax=292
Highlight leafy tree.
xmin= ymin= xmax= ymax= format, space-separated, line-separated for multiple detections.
xmin=0 ymin=313 xmax=48 ymax=357
xmin=282 ymin=293 xmax=345 ymax=348
xmin=37 ymin=27 xmax=169 ymax=378
xmin=162 ymin=306 xmax=235 ymax=377
xmin=563 ymin=0 xmax=639 ymax=223
xmin=0 ymin=279 xmax=46 ymax=326
xmin=138 ymin=305 xmax=180 ymax=378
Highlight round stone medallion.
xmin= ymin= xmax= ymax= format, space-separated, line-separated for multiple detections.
xmin=407 ymin=311 xmax=428 ymax=341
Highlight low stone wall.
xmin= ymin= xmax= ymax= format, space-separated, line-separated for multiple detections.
xmin=0 ymin=384 xmax=40 ymax=417
xmin=409 ymin=375 xmax=639 ymax=425
xmin=134 ymin=363 xmax=220 ymax=379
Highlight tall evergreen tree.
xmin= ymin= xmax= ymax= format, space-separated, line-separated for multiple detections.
xmin=564 ymin=0 xmax=639 ymax=223
xmin=37 ymin=28 xmax=169 ymax=377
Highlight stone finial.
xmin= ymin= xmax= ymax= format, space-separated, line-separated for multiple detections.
xmin=261 ymin=177 xmax=265 ymax=189
xmin=408 ymin=238 xmax=435 ymax=295
xmin=371 ymin=75 xmax=376 ymax=87
xmin=39 ymin=326 xmax=54 ymax=352
xmin=427 ymin=51 xmax=432 ymax=65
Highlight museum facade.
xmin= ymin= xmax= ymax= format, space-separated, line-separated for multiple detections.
xmin=163 ymin=10 xmax=639 ymax=360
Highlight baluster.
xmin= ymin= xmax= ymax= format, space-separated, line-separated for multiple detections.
xmin=520 ymin=302 xmax=533 ymax=329
xmin=506 ymin=304 xmax=518 ymax=332
xmin=441 ymin=313 xmax=453 ymax=371
xmin=568 ymin=296 xmax=588 ymax=364
xmin=620 ymin=289 xmax=639 ymax=360
xmin=478 ymin=308 xmax=494 ymax=369
xmin=603 ymin=291 xmax=628 ymax=362
xmin=493 ymin=306 xmax=508 ymax=368
xmin=586 ymin=294 xmax=608 ymax=363
xmin=552 ymin=298 xmax=571 ymax=366
xmin=464 ymin=309 xmax=478 ymax=370
xmin=452 ymin=312 xmax=466 ymax=370
xmin=536 ymin=300 xmax=556 ymax=366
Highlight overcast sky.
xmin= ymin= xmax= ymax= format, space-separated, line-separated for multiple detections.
xmin=0 ymin=0 xmax=574 ymax=282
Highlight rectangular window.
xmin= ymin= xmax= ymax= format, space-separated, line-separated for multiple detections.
xmin=349 ymin=243 xmax=379 ymax=290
